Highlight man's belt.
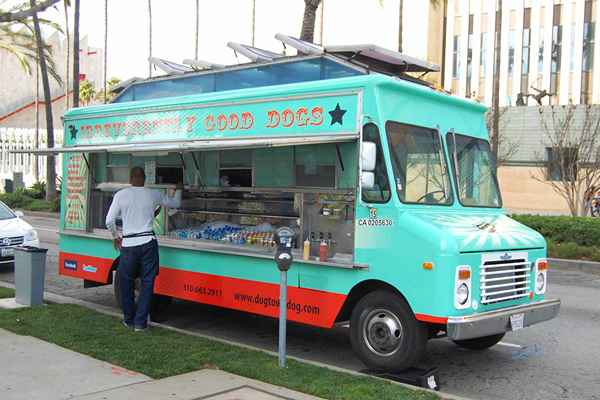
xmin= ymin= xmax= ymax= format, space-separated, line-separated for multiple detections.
xmin=122 ymin=231 xmax=156 ymax=239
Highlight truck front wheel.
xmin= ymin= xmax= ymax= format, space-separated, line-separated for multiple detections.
xmin=453 ymin=333 xmax=505 ymax=350
xmin=350 ymin=290 xmax=427 ymax=371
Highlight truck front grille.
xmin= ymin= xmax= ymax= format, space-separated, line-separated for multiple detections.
xmin=0 ymin=236 xmax=24 ymax=247
xmin=480 ymin=256 xmax=531 ymax=305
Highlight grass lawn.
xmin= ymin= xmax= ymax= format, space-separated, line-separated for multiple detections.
xmin=0 ymin=286 xmax=15 ymax=298
xmin=0 ymin=304 xmax=438 ymax=400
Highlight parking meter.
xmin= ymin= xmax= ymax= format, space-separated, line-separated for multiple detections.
xmin=274 ymin=227 xmax=295 ymax=368
xmin=274 ymin=227 xmax=294 ymax=271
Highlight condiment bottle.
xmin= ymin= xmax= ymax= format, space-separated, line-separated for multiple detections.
xmin=303 ymin=237 xmax=310 ymax=260
xmin=319 ymin=240 xmax=328 ymax=262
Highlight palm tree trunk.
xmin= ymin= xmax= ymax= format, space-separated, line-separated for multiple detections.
xmin=300 ymin=0 xmax=321 ymax=42
xmin=398 ymin=0 xmax=403 ymax=52
xmin=491 ymin=0 xmax=502 ymax=160
xmin=251 ymin=0 xmax=256 ymax=46
xmin=194 ymin=0 xmax=199 ymax=59
xmin=72 ymin=0 xmax=80 ymax=107
xmin=30 ymin=0 xmax=57 ymax=200
xmin=103 ymin=0 xmax=107 ymax=103
xmin=148 ymin=0 xmax=152 ymax=77
xmin=64 ymin=0 xmax=70 ymax=108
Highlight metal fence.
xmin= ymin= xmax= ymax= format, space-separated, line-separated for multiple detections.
xmin=0 ymin=128 xmax=63 ymax=190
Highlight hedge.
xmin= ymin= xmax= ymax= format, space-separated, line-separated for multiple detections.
xmin=512 ymin=215 xmax=600 ymax=247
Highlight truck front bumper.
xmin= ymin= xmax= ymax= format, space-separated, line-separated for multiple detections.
xmin=446 ymin=299 xmax=561 ymax=340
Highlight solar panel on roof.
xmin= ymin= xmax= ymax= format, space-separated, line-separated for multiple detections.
xmin=325 ymin=44 xmax=439 ymax=73
xmin=182 ymin=59 xmax=225 ymax=71
xmin=274 ymin=33 xmax=324 ymax=55
xmin=226 ymin=42 xmax=283 ymax=62
xmin=148 ymin=57 xmax=194 ymax=75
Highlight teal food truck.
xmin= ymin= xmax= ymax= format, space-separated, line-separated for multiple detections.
xmin=27 ymin=36 xmax=560 ymax=371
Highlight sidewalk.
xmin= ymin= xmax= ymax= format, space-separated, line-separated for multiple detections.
xmin=0 ymin=326 xmax=323 ymax=400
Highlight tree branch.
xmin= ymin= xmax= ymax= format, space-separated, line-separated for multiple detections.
xmin=0 ymin=0 xmax=61 ymax=22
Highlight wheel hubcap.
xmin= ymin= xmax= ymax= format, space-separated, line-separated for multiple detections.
xmin=363 ymin=308 xmax=403 ymax=357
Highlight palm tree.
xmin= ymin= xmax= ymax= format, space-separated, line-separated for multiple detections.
xmin=103 ymin=0 xmax=107 ymax=103
xmin=194 ymin=0 xmax=199 ymax=59
xmin=72 ymin=0 xmax=80 ymax=107
xmin=148 ymin=0 xmax=152 ymax=77
xmin=63 ymin=0 xmax=70 ymax=108
xmin=491 ymin=0 xmax=502 ymax=160
xmin=29 ymin=0 xmax=57 ymax=200
xmin=300 ymin=0 xmax=321 ymax=42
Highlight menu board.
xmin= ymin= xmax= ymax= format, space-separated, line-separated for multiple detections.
xmin=64 ymin=153 xmax=88 ymax=230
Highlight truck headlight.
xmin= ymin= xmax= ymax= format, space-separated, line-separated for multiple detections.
xmin=456 ymin=283 xmax=469 ymax=305
xmin=454 ymin=265 xmax=472 ymax=309
xmin=24 ymin=229 xmax=38 ymax=242
xmin=536 ymin=272 xmax=545 ymax=292
xmin=534 ymin=259 xmax=548 ymax=295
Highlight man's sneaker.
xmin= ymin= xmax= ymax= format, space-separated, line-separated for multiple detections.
xmin=121 ymin=320 xmax=133 ymax=329
xmin=134 ymin=326 xmax=148 ymax=332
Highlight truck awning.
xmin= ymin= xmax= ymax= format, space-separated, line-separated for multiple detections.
xmin=11 ymin=133 xmax=359 ymax=155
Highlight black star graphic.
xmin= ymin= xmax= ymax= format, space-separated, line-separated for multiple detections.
xmin=328 ymin=103 xmax=347 ymax=126
xmin=68 ymin=125 xmax=78 ymax=140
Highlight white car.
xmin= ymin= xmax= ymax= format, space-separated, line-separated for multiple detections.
xmin=0 ymin=201 xmax=39 ymax=265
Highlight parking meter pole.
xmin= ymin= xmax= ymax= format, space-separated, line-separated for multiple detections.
xmin=279 ymin=270 xmax=287 ymax=368
xmin=274 ymin=226 xmax=294 ymax=369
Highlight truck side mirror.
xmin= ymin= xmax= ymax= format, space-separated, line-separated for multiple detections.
xmin=361 ymin=172 xmax=375 ymax=190
xmin=361 ymin=141 xmax=376 ymax=172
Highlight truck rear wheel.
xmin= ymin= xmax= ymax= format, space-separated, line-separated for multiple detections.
xmin=350 ymin=290 xmax=427 ymax=371
xmin=113 ymin=269 xmax=172 ymax=322
xmin=453 ymin=333 xmax=505 ymax=350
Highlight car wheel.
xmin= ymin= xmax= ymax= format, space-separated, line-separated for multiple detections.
xmin=350 ymin=290 xmax=427 ymax=371
xmin=453 ymin=333 xmax=505 ymax=350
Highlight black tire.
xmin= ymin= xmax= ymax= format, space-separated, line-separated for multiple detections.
xmin=453 ymin=333 xmax=505 ymax=350
xmin=350 ymin=290 xmax=427 ymax=371
xmin=113 ymin=269 xmax=172 ymax=322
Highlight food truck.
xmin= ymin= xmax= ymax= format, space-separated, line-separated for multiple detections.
xmin=25 ymin=36 xmax=560 ymax=371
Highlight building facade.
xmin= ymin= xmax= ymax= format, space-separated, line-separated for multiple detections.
xmin=444 ymin=0 xmax=598 ymax=106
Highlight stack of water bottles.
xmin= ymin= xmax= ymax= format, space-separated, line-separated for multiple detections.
xmin=171 ymin=221 xmax=276 ymax=248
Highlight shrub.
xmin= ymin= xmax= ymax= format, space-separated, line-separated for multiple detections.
xmin=0 ymin=191 xmax=34 ymax=209
xmin=22 ymin=181 xmax=46 ymax=199
xmin=513 ymin=215 xmax=600 ymax=247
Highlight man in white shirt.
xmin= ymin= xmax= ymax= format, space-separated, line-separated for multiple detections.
xmin=106 ymin=167 xmax=182 ymax=331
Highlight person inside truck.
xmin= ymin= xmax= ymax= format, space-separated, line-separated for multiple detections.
xmin=105 ymin=167 xmax=182 ymax=331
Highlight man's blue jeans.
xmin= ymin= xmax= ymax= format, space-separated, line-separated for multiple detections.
xmin=119 ymin=239 xmax=158 ymax=329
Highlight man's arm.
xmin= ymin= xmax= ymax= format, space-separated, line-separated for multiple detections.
xmin=155 ymin=187 xmax=182 ymax=209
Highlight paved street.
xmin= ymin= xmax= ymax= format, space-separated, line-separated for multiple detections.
xmin=1 ymin=214 xmax=600 ymax=400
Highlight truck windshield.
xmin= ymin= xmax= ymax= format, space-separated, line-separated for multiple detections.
xmin=447 ymin=133 xmax=502 ymax=208
xmin=385 ymin=122 xmax=452 ymax=205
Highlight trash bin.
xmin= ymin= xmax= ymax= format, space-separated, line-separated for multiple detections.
xmin=14 ymin=246 xmax=48 ymax=306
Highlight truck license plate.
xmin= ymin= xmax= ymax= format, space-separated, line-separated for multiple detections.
xmin=510 ymin=313 xmax=525 ymax=331
xmin=1 ymin=247 xmax=13 ymax=257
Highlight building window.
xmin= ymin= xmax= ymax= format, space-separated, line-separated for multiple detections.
xmin=480 ymin=32 xmax=488 ymax=77
xmin=582 ymin=0 xmax=596 ymax=104
xmin=550 ymin=4 xmax=563 ymax=97
xmin=546 ymin=147 xmax=578 ymax=182
xmin=452 ymin=35 xmax=460 ymax=79
xmin=466 ymin=14 xmax=474 ymax=97
xmin=569 ymin=22 xmax=577 ymax=72
xmin=538 ymin=27 xmax=545 ymax=73
xmin=508 ymin=30 xmax=516 ymax=76
xmin=521 ymin=8 xmax=532 ymax=94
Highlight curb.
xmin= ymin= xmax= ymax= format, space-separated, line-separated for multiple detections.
xmin=0 ymin=281 xmax=472 ymax=400
xmin=21 ymin=210 xmax=60 ymax=219
xmin=549 ymin=258 xmax=600 ymax=275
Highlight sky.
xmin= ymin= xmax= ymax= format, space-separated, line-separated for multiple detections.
xmin=24 ymin=0 xmax=427 ymax=82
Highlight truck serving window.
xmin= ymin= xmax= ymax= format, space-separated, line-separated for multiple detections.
xmin=362 ymin=123 xmax=391 ymax=203
xmin=446 ymin=133 xmax=502 ymax=208
xmin=385 ymin=122 xmax=452 ymax=205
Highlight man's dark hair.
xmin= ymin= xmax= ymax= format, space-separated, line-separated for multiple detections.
xmin=130 ymin=166 xmax=146 ymax=180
